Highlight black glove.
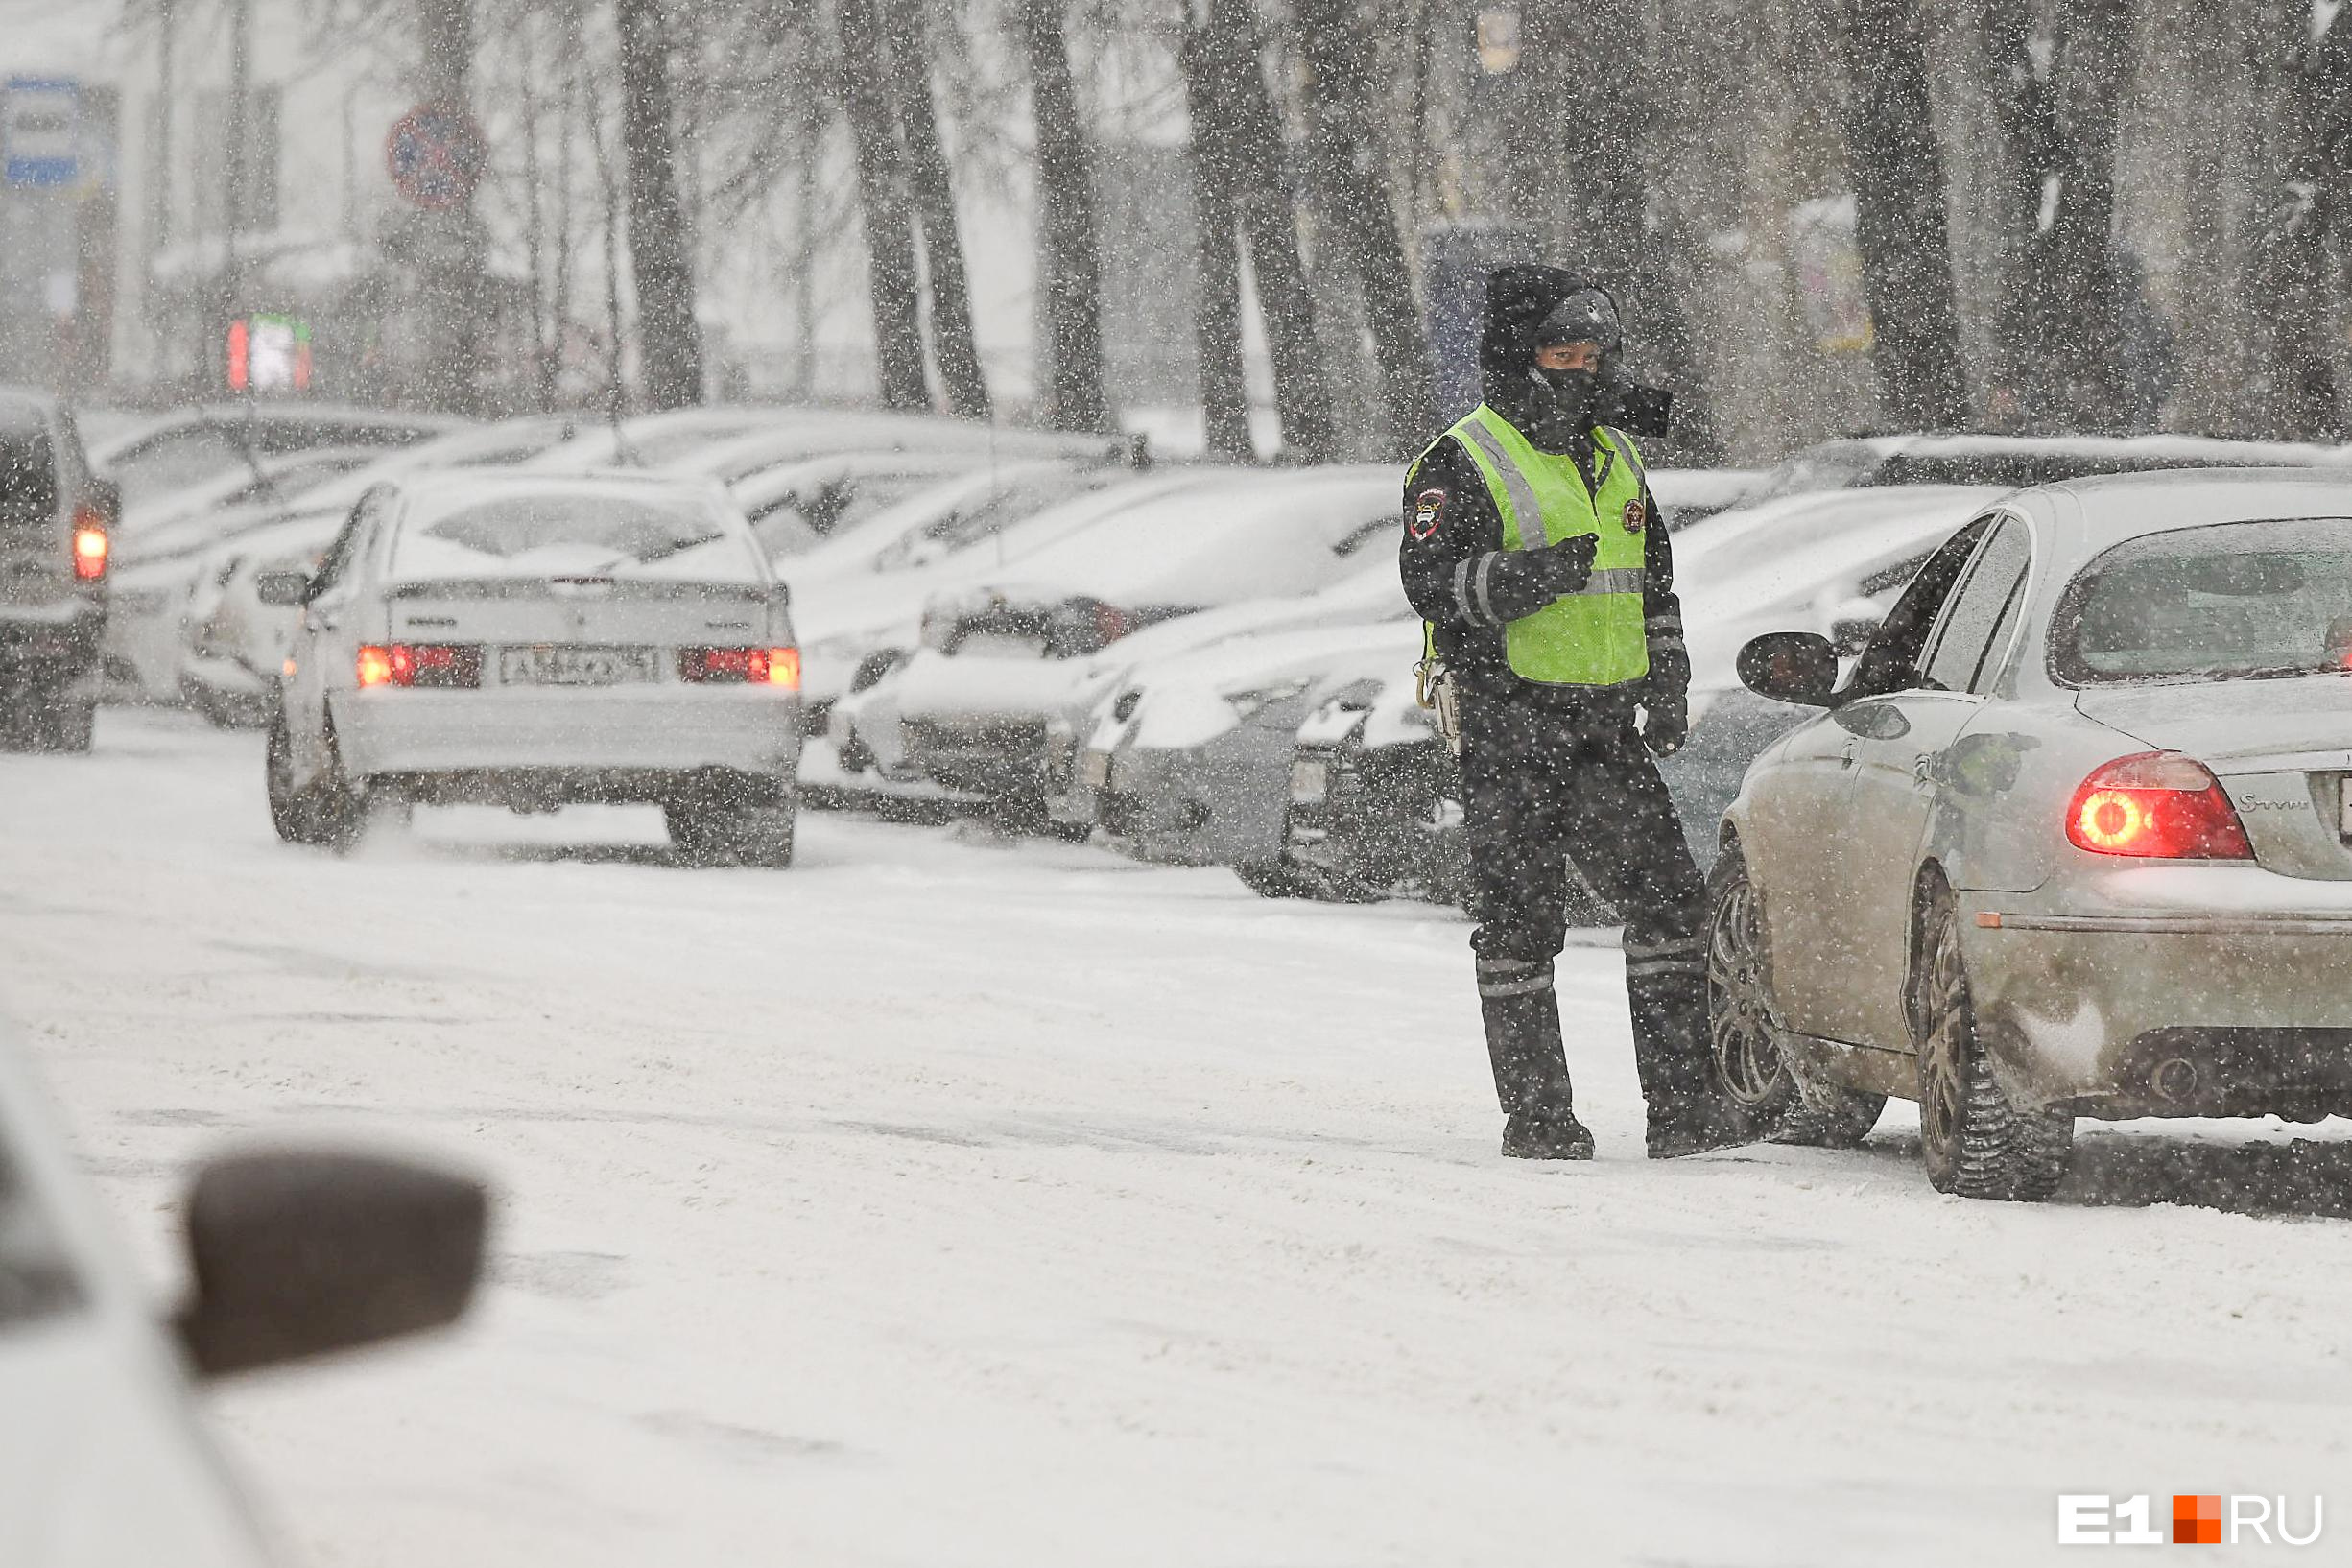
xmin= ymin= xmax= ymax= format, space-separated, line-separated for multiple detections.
xmin=1523 ymin=534 xmax=1598 ymax=596
xmin=1482 ymin=534 xmax=1598 ymax=622
xmin=1642 ymin=690 xmax=1689 ymax=756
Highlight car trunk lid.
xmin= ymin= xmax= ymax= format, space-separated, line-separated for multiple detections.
xmin=2076 ymin=677 xmax=2352 ymax=879
xmin=387 ymin=578 xmax=777 ymax=683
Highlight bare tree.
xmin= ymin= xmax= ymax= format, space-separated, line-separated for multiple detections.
xmin=1178 ymin=9 xmax=1253 ymax=458
xmin=835 ymin=0 xmax=931 ymax=408
xmin=1294 ymin=0 xmax=1435 ymax=456
xmin=1984 ymin=0 xmax=2135 ymax=431
xmin=1016 ymin=0 xmax=1108 ymax=432
xmin=1181 ymin=0 xmax=1337 ymax=463
xmin=1831 ymin=0 xmax=1970 ymax=430
xmin=2247 ymin=0 xmax=2352 ymax=440
xmin=882 ymin=0 xmax=991 ymax=418
xmin=616 ymin=0 xmax=704 ymax=408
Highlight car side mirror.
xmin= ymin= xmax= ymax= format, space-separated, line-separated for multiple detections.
xmin=255 ymin=568 xmax=313 ymax=607
xmin=1737 ymin=631 xmax=1840 ymax=707
xmin=173 ymin=1149 xmax=487 ymax=1380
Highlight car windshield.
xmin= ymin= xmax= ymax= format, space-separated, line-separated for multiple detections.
xmin=2054 ymin=517 xmax=2352 ymax=684
xmin=418 ymin=493 xmax=731 ymax=563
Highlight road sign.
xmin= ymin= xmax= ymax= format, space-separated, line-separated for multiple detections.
xmin=385 ymin=103 xmax=486 ymax=211
xmin=4 ymin=77 xmax=81 ymax=188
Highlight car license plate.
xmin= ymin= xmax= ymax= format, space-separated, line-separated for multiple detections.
xmin=1291 ymin=757 xmax=1329 ymax=803
xmin=497 ymin=645 xmax=658 ymax=686
xmin=1081 ymin=748 xmax=1113 ymax=788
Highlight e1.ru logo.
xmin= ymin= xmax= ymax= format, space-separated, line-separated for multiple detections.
xmin=2058 ymin=1494 xmax=2323 ymax=1546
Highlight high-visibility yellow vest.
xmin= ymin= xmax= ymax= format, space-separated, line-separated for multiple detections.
xmin=1425 ymin=404 xmax=1651 ymax=687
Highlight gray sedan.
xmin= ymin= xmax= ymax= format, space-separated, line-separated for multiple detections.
xmin=1713 ymin=470 xmax=2352 ymax=1200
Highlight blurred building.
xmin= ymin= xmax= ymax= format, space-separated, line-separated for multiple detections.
xmin=109 ymin=0 xmax=527 ymax=412
xmin=0 ymin=78 xmax=120 ymax=399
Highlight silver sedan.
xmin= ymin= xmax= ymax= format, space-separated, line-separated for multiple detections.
xmin=1712 ymin=470 xmax=2352 ymax=1200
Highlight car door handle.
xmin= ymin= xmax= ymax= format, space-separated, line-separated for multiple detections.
xmin=1912 ymin=754 xmax=1936 ymax=788
xmin=1839 ymin=742 xmax=1858 ymax=769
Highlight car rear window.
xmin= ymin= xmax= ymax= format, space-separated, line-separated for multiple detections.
xmin=2053 ymin=518 xmax=2352 ymax=684
xmin=417 ymin=493 xmax=738 ymax=564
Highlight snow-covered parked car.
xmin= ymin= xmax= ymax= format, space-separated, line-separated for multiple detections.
xmin=1267 ymin=484 xmax=2008 ymax=908
xmin=263 ymin=471 xmax=803 ymax=865
xmin=88 ymin=402 xmax=463 ymax=515
xmin=1712 ymin=469 xmax=2352 ymax=1200
xmin=105 ymin=415 xmax=586 ymax=705
xmin=178 ymin=511 xmax=356 ymax=727
xmin=840 ymin=466 xmax=1398 ymax=816
xmin=1048 ymin=466 xmax=1789 ymax=859
xmin=1746 ymin=430 xmax=2352 ymax=505
xmin=0 ymin=1010 xmax=484 ymax=1566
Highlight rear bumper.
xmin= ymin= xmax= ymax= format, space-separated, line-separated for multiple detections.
xmin=332 ymin=685 xmax=801 ymax=781
xmin=900 ymin=713 xmax=1049 ymax=797
xmin=1963 ymin=867 xmax=2352 ymax=1118
xmin=1097 ymin=738 xmax=1291 ymax=867
xmin=0 ymin=605 xmax=104 ymax=685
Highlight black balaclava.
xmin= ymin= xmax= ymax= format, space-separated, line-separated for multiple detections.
xmin=1477 ymin=266 xmax=1625 ymax=456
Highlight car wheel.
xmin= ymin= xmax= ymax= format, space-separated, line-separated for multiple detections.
xmin=1704 ymin=845 xmax=1885 ymax=1147
xmin=313 ymin=728 xmax=368 ymax=854
xmin=265 ymin=716 xmax=321 ymax=844
xmin=1913 ymin=883 xmax=2073 ymax=1200
xmin=665 ymin=800 xmax=796 ymax=868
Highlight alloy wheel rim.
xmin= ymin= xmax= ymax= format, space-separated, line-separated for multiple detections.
xmin=1918 ymin=922 xmax=1966 ymax=1159
xmin=1706 ymin=875 xmax=1782 ymax=1105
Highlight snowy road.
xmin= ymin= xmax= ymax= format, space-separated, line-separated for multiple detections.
xmin=5 ymin=712 xmax=2351 ymax=1565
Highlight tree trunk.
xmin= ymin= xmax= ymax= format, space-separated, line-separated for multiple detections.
xmin=615 ymin=0 xmax=704 ymax=410
xmin=1295 ymin=0 xmax=1436 ymax=456
xmin=1192 ymin=0 xmax=1338 ymax=463
xmin=1179 ymin=12 xmax=1254 ymax=460
xmin=2249 ymin=0 xmax=2350 ymax=440
xmin=1831 ymin=0 xmax=1970 ymax=430
xmin=1987 ymin=0 xmax=2135 ymax=432
xmin=834 ymin=0 xmax=930 ymax=410
xmin=1016 ymin=0 xmax=1108 ymax=432
xmin=882 ymin=0 xmax=990 ymax=419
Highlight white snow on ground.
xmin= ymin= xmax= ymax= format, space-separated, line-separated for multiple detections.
xmin=5 ymin=711 xmax=2352 ymax=1566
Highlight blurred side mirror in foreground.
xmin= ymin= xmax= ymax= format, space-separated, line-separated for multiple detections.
xmin=1737 ymin=631 xmax=1841 ymax=708
xmin=253 ymin=569 xmax=313 ymax=607
xmin=173 ymin=1149 xmax=487 ymax=1379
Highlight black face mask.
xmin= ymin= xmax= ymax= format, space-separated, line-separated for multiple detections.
xmin=1525 ymin=365 xmax=1601 ymax=450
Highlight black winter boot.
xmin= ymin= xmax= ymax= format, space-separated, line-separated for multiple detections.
xmin=1628 ymin=960 xmax=1755 ymax=1159
xmin=1479 ymin=957 xmax=1594 ymax=1161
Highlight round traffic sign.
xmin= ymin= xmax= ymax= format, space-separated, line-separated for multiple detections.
xmin=385 ymin=103 xmax=487 ymax=211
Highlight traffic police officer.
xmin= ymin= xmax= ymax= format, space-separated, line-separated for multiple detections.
xmin=1398 ymin=265 xmax=1743 ymax=1160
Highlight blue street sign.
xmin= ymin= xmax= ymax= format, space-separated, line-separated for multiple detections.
xmin=4 ymin=77 xmax=81 ymax=188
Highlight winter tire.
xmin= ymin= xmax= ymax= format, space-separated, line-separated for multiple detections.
xmin=265 ymin=716 xmax=321 ymax=844
xmin=666 ymin=800 xmax=796 ymax=868
xmin=1704 ymin=845 xmax=1885 ymax=1147
xmin=1913 ymin=883 xmax=2073 ymax=1200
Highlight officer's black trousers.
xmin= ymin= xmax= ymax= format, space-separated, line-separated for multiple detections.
xmin=1458 ymin=687 xmax=1711 ymax=1120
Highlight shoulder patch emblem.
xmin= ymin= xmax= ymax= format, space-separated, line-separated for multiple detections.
xmin=1622 ymin=497 xmax=1646 ymax=534
xmin=1410 ymin=487 xmax=1447 ymax=540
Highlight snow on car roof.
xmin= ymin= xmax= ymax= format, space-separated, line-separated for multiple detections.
xmin=2032 ymin=466 xmax=2352 ymax=553
xmin=387 ymin=470 xmax=766 ymax=584
xmin=934 ymin=465 xmax=1396 ymax=608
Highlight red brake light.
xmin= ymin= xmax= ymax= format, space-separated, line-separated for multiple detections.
xmin=357 ymin=644 xmax=479 ymax=690
xmin=2066 ymin=752 xmax=2252 ymax=860
xmin=71 ymin=509 xmax=107 ymax=581
xmin=679 ymin=647 xmax=799 ymax=688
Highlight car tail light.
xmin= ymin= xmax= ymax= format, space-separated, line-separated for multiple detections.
xmin=1093 ymin=602 xmax=1134 ymax=646
xmin=357 ymin=644 xmax=481 ymax=690
xmin=2066 ymin=751 xmax=2252 ymax=860
xmin=679 ymin=647 xmax=800 ymax=688
xmin=71 ymin=508 xmax=107 ymax=581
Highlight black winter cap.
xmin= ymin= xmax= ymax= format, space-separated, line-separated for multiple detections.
xmin=1479 ymin=264 xmax=1607 ymax=412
